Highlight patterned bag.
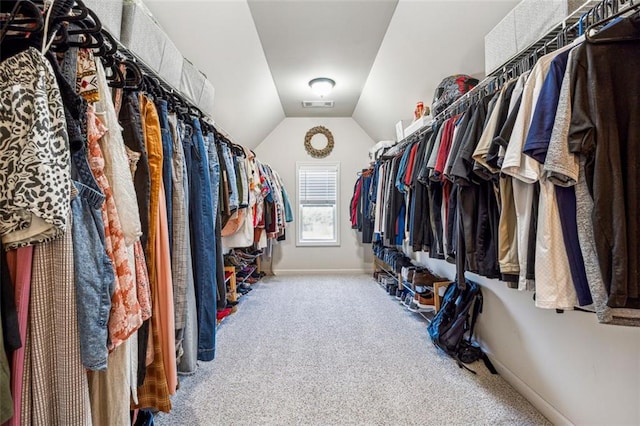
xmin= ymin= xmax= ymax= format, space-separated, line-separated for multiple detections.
xmin=431 ymin=74 xmax=479 ymax=117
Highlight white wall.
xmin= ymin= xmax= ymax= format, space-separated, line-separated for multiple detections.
xmin=410 ymin=248 xmax=640 ymax=426
xmin=255 ymin=118 xmax=375 ymax=274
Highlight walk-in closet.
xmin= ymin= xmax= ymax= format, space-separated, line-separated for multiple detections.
xmin=0 ymin=0 xmax=638 ymax=425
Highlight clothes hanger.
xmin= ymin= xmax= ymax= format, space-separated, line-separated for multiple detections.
xmin=95 ymin=28 xmax=117 ymax=57
xmin=121 ymin=59 xmax=143 ymax=90
xmin=585 ymin=2 xmax=640 ymax=43
xmin=0 ymin=0 xmax=44 ymax=45
xmin=65 ymin=3 xmax=99 ymax=34
xmin=66 ymin=8 xmax=103 ymax=49
xmin=50 ymin=0 xmax=88 ymax=26
xmin=48 ymin=2 xmax=103 ymax=52
xmin=105 ymin=61 xmax=126 ymax=88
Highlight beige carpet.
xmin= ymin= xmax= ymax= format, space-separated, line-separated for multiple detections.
xmin=156 ymin=274 xmax=549 ymax=425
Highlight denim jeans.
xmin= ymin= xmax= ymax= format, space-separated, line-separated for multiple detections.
xmin=204 ymin=133 xmax=221 ymax=226
xmin=177 ymin=120 xmax=198 ymax=374
xmin=183 ymin=118 xmax=217 ymax=361
xmin=156 ymin=100 xmax=174 ymax=252
xmin=60 ymin=38 xmax=79 ymax=86
xmin=204 ymin=133 xmax=226 ymax=308
xmin=70 ymin=180 xmax=115 ymax=371
xmin=220 ymin=142 xmax=239 ymax=211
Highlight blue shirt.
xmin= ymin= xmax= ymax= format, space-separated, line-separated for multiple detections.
xmin=523 ymin=49 xmax=570 ymax=163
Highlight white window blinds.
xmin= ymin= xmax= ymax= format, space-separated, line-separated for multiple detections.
xmin=296 ymin=162 xmax=340 ymax=246
xmin=298 ymin=165 xmax=338 ymax=205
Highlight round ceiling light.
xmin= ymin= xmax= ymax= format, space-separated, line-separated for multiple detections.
xmin=309 ymin=77 xmax=335 ymax=98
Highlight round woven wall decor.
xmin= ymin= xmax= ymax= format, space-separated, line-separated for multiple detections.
xmin=304 ymin=126 xmax=334 ymax=158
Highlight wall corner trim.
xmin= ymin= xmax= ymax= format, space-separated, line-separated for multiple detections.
xmin=486 ymin=353 xmax=574 ymax=426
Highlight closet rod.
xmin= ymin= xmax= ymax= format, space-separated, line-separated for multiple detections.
xmin=381 ymin=124 xmax=432 ymax=159
xmin=378 ymin=0 xmax=631 ymax=160
xmin=432 ymin=0 xmax=633 ymax=123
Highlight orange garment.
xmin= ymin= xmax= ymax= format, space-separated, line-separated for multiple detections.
xmin=135 ymin=95 xmax=171 ymax=412
xmin=87 ymin=105 xmax=142 ymax=349
xmin=133 ymin=310 xmax=170 ymax=412
xmin=156 ymin=185 xmax=177 ymax=394
xmin=139 ymin=95 xmax=163 ymax=284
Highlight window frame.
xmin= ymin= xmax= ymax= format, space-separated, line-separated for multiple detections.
xmin=296 ymin=161 xmax=341 ymax=247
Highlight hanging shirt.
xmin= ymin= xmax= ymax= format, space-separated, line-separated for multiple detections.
xmin=567 ymin=16 xmax=640 ymax=309
xmin=501 ymin=45 xmax=574 ymax=292
xmin=0 ymin=47 xmax=71 ymax=249
xmin=524 ymin=46 xmax=592 ymax=307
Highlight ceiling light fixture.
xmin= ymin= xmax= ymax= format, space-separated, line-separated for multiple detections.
xmin=309 ymin=77 xmax=335 ymax=98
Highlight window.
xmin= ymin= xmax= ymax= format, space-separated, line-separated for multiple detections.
xmin=296 ymin=162 xmax=340 ymax=246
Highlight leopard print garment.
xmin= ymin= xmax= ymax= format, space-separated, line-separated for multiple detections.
xmin=0 ymin=48 xmax=71 ymax=248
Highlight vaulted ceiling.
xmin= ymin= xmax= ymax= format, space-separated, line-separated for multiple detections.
xmin=144 ymin=0 xmax=519 ymax=148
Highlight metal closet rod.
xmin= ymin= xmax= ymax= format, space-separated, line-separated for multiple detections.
xmin=432 ymin=0 xmax=635 ymax=123
xmin=378 ymin=0 xmax=631 ymax=159
xmin=381 ymin=124 xmax=432 ymax=159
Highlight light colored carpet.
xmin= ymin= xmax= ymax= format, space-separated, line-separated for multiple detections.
xmin=156 ymin=274 xmax=549 ymax=425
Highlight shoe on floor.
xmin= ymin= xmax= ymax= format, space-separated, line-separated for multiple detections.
xmin=402 ymin=292 xmax=413 ymax=307
xmin=408 ymin=297 xmax=434 ymax=313
xmin=395 ymin=288 xmax=403 ymax=300
xmin=416 ymin=291 xmax=435 ymax=308
xmin=412 ymin=269 xmax=445 ymax=286
xmin=407 ymin=298 xmax=421 ymax=312
xmin=217 ymin=307 xmax=232 ymax=321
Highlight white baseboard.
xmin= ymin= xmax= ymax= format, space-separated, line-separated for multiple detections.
xmin=273 ymin=269 xmax=370 ymax=275
xmin=487 ymin=355 xmax=573 ymax=425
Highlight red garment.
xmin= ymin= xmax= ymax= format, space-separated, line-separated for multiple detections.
xmin=434 ymin=116 xmax=459 ymax=235
xmin=350 ymin=177 xmax=363 ymax=227
xmin=434 ymin=116 xmax=459 ymax=178
xmin=403 ymin=143 xmax=420 ymax=187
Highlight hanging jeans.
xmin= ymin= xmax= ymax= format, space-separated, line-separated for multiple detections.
xmin=156 ymin=100 xmax=174 ymax=253
xmin=220 ymin=142 xmax=239 ymax=211
xmin=70 ymin=181 xmax=115 ymax=371
xmin=183 ymin=119 xmax=217 ymax=362
xmin=204 ymin=133 xmax=226 ymax=310
xmin=69 ymin=129 xmax=115 ymax=371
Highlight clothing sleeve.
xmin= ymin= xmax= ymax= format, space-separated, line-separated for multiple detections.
xmin=417 ymin=128 xmax=438 ymax=185
xmin=472 ymin=92 xmax=502 ymax=174
xmin=501 ymin=65 xmax=545 ymax=183
xmin=404 ymin=143 xmax=419 ymax=187
xmin=522 ymin=54 xmax=567 ymax=164
xmin=450 ymin=100 xmax=487 ymax=185
xmin=426 ymin=125 xmax=444 ymax=176
xmin=444 ymin=110 xmax=472 ymax=176
xmin=544 ymin=49 xmax=580 ymax=187
xmin=395 ymin=147 xmax=411 ymax=192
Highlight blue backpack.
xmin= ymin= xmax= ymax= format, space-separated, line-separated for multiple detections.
xmin=427 ymin=279 xmax=497 ymax=374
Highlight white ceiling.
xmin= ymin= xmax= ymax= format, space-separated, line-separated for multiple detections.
xmin=248 ymin=0 xmax=398 ymax=117
xmin=144 ymin=0 xmax=520 ymax=148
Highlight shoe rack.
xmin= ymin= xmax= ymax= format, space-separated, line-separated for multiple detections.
xmin=373 ymin=257 xmax=448 ymax=320
xmin=224 ymin=266 xmax=238 ymax=314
